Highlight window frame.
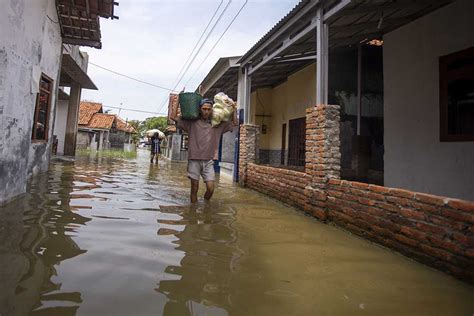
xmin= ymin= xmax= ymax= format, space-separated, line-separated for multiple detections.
xmin=439 ymin=46 xmax=474 ymax=142
xmin=31 ymin=73 xmax=54 ymax=142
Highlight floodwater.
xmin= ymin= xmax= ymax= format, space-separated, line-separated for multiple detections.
xmin=1 ymin=150 xmax=473 ymax=316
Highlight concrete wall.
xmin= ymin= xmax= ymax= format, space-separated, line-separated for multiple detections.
xmin=384 ymin=0 xmax=474 ymax=201
xmin=109 ymin=131 xmax=130 ymax=149
xmin=77 ymin=131 xmax=91 ymax=150
xmin=250 ymin=63 xmax=316 ymax=164
xmin=54 ymin=99 xmax=68 ymax=155
xmin=0 ymin=0 xmax=62 ymax=204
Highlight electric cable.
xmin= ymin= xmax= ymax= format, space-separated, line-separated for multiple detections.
xmin=169 ymin=0 xmax=224 ymax=92
xmin=183 ymin=0 xmax=248 ymax=88
xmin=89 ymin=62 xmax=176 ymax=92
xmin=157 ymin=0 xmax=233 ymax=113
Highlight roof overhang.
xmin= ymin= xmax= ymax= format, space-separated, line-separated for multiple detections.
xmin=240 ymin=0 xmax=454 ymax=89
xmin=56 ymin=0 xmax=119 ymax=49
xmin=60 ymin=53 xmax=98 ymax=89
xmin=58 ymin=89 xmax=70 ymax=100
xmin=199 ymin=56 xmax=241 ymax=100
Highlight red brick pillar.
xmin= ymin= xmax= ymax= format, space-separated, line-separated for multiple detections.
xmin=304 ymin=104 xmax=341 ymax=220
xmin=239 ymin=124 xmax=260 ymax=186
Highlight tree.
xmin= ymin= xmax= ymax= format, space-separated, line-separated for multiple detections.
xmin=141 ymin=116 xmax=168 ymax=134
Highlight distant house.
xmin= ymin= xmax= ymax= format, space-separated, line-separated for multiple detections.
xmin=77 ymin=102 xmax=137 ymax=151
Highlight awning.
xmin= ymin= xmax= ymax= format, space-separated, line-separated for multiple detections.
xmin=60 ymin=53 xmax=98 ymax=89
xmin=199 ymin=56 xmax=241 ymax=100
xmin=240 ymin=0 xmax=454 ymax=89
xmin=56 ymin=0 xmax=119 ymax=49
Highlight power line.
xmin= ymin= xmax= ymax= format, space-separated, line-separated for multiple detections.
xmin=103 ymin=105 xmax=167 ymax=116
xmin=89 ymin=62 xmax=177 ymax=92
xmin=184 ymin=0 xmax=248 ymax=88
xmin=169 ymin=0 xmax=224 ymax=92
xmin=157 ymin=0 xmax=233 ymax=114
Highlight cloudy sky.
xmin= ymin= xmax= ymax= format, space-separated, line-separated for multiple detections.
xmin=80 ymin=0 xmax=299 ymax=121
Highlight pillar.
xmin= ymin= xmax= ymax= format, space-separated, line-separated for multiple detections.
xmin=238 ymin=124 xmax=260 ymax=186
xmin=304 ymin=104 xmax=341 ymax=220
xmin=63 ymin=83 xmax=82 ymax=156
xmin=316 ymin=8 xmax=328 ymax=105
xmin=98 ymin=131 xmax=104 ymax=151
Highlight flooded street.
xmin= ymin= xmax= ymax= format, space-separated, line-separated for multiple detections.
xmin=1 ymin=150 xmax=473 ymax=316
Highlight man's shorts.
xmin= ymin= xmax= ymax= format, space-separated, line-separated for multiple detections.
xmin=187 ymin=159 xmax=215 ymax=182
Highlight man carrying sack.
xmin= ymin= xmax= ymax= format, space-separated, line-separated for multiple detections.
xmin=170 ymin=97 xmax=237 ymax=203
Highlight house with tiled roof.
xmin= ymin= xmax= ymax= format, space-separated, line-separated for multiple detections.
xmin=77 ymin=102 xmax=137 ymax=151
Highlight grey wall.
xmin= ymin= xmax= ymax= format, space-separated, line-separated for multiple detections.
xmin=109 ymin=131 xmax=130 ymax=149
xmin=384 ymin=0 xmax=474 ymax=201
xmin=54 ymin=99 xmax=68 ymax=155
xmin=0 ymin=0 xmax=62 ymax=204
xmin=221 ymin=126 xmax=237 ymax=163
xmin=76 ymin=131 xmax=91 ymax=150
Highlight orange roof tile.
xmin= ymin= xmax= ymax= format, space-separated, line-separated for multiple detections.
xmin=115 ymin=116 xmax=137 ymax=134
xmin=79 ymin=102 xmax=103 ymax=125
xmin=87 ymin=113 xmax=115 ymax=129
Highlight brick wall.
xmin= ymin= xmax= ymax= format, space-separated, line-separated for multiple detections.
xmin=247 ymin=164 xmax=309 ymax=209
xmin=239 ymin=105 xmax=474 ymax=283
xmin=326 ymin=179 xmax=474 ymax=282
xmin=239 ymin=124 xmax=259 ymax=185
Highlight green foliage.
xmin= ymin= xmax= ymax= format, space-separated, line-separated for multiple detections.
xmin=140 ymin=116 xmax=168 ymax=135
xmin=76 ymin=149 xmax=137 ymax=159
xmin=128 ymin=120 xmax=141 ymax=142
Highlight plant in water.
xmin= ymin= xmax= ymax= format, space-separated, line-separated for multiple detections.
xmin=77 ymin=149 xmax=137 ymax=159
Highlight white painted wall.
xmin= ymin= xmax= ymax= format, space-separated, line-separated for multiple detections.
xmin=384 ymin=0 xmax=474 ymax=201
xmin=54 ymin=99 xmax=69 ymax=155
xmin=0 ymin=0 xmax=62 ymax=203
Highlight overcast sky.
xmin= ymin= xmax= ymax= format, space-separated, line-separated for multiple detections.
xmin=80 ymin=0 xmax=299 ymax=121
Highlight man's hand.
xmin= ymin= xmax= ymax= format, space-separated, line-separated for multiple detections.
xmin=232 ymin=103 xmax=238 ymax=126
xmin=169 ymin=94 xmax=180 ymax=122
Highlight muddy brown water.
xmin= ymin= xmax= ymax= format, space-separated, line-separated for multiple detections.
xmin=1 ymin=150 xmax=473 ymax=316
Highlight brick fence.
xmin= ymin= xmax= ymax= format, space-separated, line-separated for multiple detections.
xmin=239 ymin=104 xmax=474 ymax=283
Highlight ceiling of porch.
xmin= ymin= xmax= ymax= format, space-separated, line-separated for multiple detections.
xmin=56 ymin=0 xmax=119 ymax=49
xmin=243 ymin=0 xmax=455 ymax=90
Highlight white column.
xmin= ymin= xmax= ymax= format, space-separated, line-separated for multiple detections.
xmin=237 ymin=65 xmax=252 ymax=124
xmin=99 ymin=131 xmax=104 ymax=151
xmin=316 ymin=8 xmax=328 ymax=105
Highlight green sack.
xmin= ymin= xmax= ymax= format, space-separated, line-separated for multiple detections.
xmin=179 ymin=92 xmax=202 ymax=120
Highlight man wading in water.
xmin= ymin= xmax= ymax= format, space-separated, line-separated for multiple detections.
xmin=170 ymin=98 xmax=237 ymax=203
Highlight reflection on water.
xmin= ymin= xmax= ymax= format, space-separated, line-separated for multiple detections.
xmin=156 ymin=204 xmax=241 ymax=315
xmin=0 ymin=150 xmax=473 ymax=316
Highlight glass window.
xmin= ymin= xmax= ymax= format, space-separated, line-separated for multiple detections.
xmin=32 ymin=74 xmax=53 ymax=141
xmin=440 ymin=47 xmax=474 ymax=141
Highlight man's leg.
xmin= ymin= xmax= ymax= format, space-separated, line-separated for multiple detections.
xmin=190 ymin=179 xmax=199 ymax=203
xmin=202 ymin=160 xmax=216 ymax=200
xmin=204 ymin=181 xmax=214 ymax=200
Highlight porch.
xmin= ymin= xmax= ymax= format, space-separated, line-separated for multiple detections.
xmin=235 ymin=0 xmax=473 ymax=282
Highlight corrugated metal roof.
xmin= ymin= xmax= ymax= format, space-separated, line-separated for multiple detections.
xmin=239 ymin=0 xmax=310 ymax=64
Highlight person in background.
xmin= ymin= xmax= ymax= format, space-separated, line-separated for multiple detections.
xmin=150 ymin=132 xmax=161 ymax=164
xmin=170 ymin=98 xmax=237 ymax=203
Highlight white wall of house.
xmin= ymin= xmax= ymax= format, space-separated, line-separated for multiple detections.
xmin=0 ymin=0 xmax=62 ymax=204
xmin=54 ymin=99 xmax=69 ymax=155
xmin=384 ymin=0 xmax=474 ymax=201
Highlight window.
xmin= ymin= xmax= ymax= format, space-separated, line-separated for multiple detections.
xmin=31 ymin=74 xmax=53 ymax=141
xmin=440 ymin=47 xmax=474 ymax=141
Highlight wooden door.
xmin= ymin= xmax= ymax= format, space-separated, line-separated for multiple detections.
xmin=281 ymin=123 xmax=286 ymax=165
xmin=288 ymin=117 xmax=306 ymax=166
